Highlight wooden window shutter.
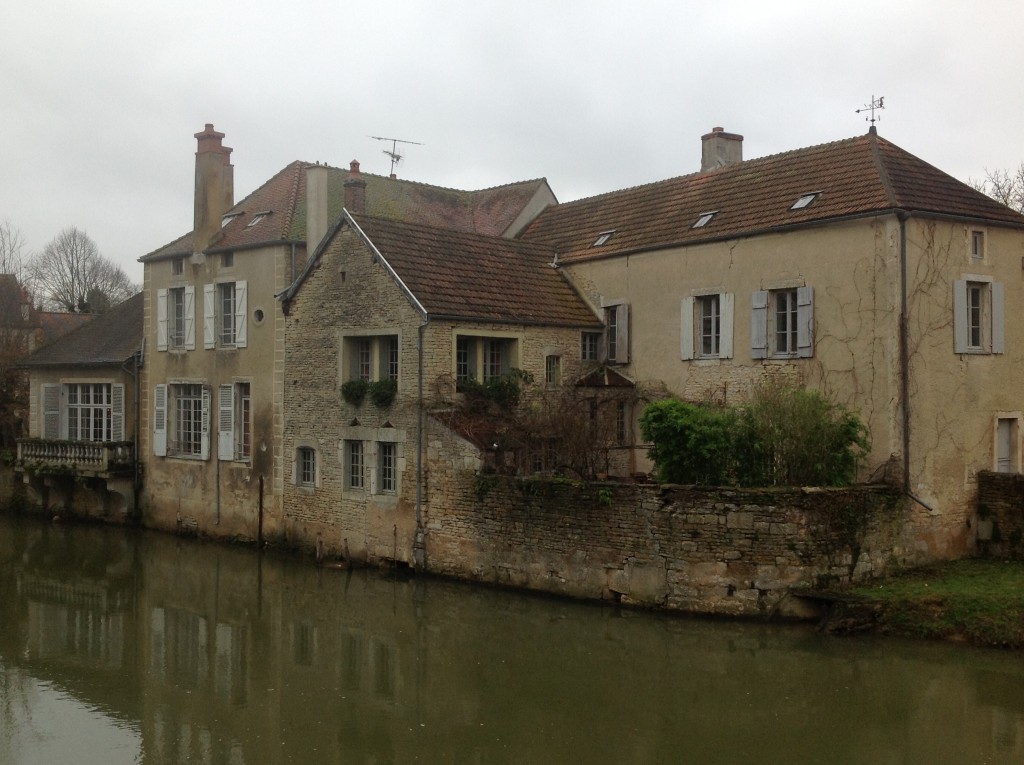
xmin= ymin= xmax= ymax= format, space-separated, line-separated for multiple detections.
xmin=616 ymin=303 xmax=631 ymax=363
xmin=235 ymin=280 xmax=247 ymax=348
xmin=797 ymin=286 xmax=814 ymax=358
xmin=218 ymin=384 xmax=234 ymax=460
xmin=720 ymin=292 xmax=735 ymax=359
xmin=200 ymin=387 xmax=211 ymax=460
xmin=157 ymin=288 xmax=168 ymax=352
xmin=42 ymin=384 xmax=60 ymax=439
xmin=680 ymin=297 xmax=695 ymax=360
xmin=184 ymin=285 xmax=196 ymax=350
xmin=203 ymin=283 xmax=216 ymax=349
xmin=111 ymin=384 xmax=125 ymax=441
xmin=153 ymin=384 xmax=167 ymax=456
xmin=953 ymin=280 xmax=969 ymax=354
xmin=750 ymin=290 xmax=768 ymax=359
xmin=992 ymin=282 xmax=1005 ymax=354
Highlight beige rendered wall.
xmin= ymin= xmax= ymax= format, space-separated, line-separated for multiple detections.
xmin=563 ymin=214 xmax=1024 ymax=556
xmin=140 ymin=246 xmax=287 ymax=540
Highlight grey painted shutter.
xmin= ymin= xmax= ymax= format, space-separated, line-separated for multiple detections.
xmin=720 ymin=292 xmax=735 ymax=359
xmin=235 ymin=280 xmax=247 ymax=348
xmin=42 ymin=384 xmax=60 ymax=439
xmin=157 ymin=288 xmax=168 ymax=352
xmin=797 ymin=286 xmax=814 ymax=358
xmin=992 ymin=282 xmax=1005 ymax=354
xmin=203 ymin=283 xmax=216 ymax=349
xmin=616 ymin=304 xmax=631 ymax=364
xmin=953 ymin=280 xmax=968 ymax=354
xmin=200 ymin=387 xmax=211 ymax=460
xmin=111 ymin=384 xmax=124 ymax=441
xmin=218 ymin=384 xmax=234 ymax=460
xmin=680 ymin=297 xmax=694 ymax=360
xmin=751 ymin=290 xmax=768 ymax=359
xmin=153 ymin=384 xmax=167 ymax=456
xmin=184 ymin=285 xmax=196 ymax=350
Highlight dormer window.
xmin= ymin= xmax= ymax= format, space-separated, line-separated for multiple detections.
xmin=592 ymin=230 xmax=616 ymax=247
xmin=791 ymin=193 xmax=819 ymax=210
xmin=692 ymin=211 xmax=717 ymax=229
xmin=221 ymin=213 xmax=242 ymax=228
xmin=246 ymin=212 xmax=270 ymax=228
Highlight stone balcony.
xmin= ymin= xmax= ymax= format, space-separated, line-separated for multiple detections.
xmin=17 ymin=439 xmax=135 ymax=477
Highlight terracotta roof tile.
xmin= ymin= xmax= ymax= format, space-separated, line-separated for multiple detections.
xmin=520 ymin=131 xmax=1024 ymax=260
xmin=352 ymin=216 xmax=600 ymax=327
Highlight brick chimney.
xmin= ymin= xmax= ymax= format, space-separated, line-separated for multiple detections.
xmin=306 ymin=163 xmax=329 ymax=253
xmin=193 ymin=124 xmax=233 ymax=254
xmin=700 ymin=126 xmax=743 ymax=172
xmin=344 ymin=160 xmax=367 ymax=214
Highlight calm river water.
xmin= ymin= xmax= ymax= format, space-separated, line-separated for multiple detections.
xmin=1 ymin=512 xmax=1022 ymax=765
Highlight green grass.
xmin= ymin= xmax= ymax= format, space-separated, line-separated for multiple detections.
xmin=849 ymin=559 xmax=1024 ymax=648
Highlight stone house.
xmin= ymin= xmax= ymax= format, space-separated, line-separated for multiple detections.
xmin=519 ymin=126 xmax=1024 ymax=558
xmin=137 ymin=125 xmax=557 ymax=542
xmin=16 ymin=292 xmax=143 ymax=516
xmin=277 ymin=211 xmax=602 ymax=564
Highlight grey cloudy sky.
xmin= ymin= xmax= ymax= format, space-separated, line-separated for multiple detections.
xmin=3 ymin=0 xmax=1023 ymax=284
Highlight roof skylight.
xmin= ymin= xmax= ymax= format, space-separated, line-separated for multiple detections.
xmin=246 ymin=212 xmax=270 ymax=228
xmin=221 ymin=212 xmax=242 ymax=228
xmin=791 ymin=193 xmax=819 ymax=210
xmin=592 ymin=230 xmax=616 ymax=247
xmin=692 ymin=211 xmax=718 ymax=229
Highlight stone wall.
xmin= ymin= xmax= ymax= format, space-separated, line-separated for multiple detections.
xmin=976 ymin=471 xmax=1024 ymax=559
xmin=424 ymin=477 xmax=913 ymax=617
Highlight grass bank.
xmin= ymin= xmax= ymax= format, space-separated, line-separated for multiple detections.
xmin=845 ymin=559 xmax=1024 ymax=648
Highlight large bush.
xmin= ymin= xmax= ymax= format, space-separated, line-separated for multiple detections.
xmin=639 ymin=383 xmax=869 ymax=487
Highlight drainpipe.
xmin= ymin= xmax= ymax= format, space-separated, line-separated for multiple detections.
xmin=898 ymin=210 xmax=937 ymax=514
xmin=413 ymin=319 xmax=429 ymax=568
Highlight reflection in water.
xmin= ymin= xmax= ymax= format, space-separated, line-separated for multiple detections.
xmin=1 ymin=511 xmax=1023 ymax=764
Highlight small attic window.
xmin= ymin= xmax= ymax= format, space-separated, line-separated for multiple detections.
xmin=246 ymin=212 xmax=270 ymax=228
xmin=221 ymin=212 xmax=242 ymax=228
xmin=592 ymin=230 xmax=616 ymax=247
xmin=791 ymin=193 xmax=819 ymax=210
xmin=692 ymin=211 xmax=718 ymax=229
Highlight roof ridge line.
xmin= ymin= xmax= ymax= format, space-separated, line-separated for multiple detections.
xmin=865 ymin=131 xmax=899 ymax=208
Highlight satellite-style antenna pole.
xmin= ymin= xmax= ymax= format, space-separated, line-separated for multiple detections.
xmin=370 ymin=136 xmax=424 ymax=176
xmin=855 ymin=95 xmax=885 ymax=125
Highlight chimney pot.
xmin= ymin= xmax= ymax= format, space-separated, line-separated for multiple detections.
xmin=349 ymin=160 xmax=361 ymax=176
xmin=344 ymin=159 xmax=368 ymax=214
xmin=701 ymin=126 xmax=743 ymax=172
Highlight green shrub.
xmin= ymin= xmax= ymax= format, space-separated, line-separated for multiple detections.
xmin=639 ymin=399 xmax=737 ymax=484
xmin=458 ymin=369 xmax=533 ymax=412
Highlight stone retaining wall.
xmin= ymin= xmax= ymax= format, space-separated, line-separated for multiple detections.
xmin=425 ymin=477 xmax=913 ymax=617
xmin=976 ymin=471 xmax=1024 ymax=559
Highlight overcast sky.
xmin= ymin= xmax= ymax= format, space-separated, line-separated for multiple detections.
xmin=3 ymin=0 xmax=1023 ymax=285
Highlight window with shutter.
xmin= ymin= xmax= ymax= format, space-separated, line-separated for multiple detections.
xmin=42 ymin=384 xmax=60 ymax=439
xmin=218 ymin=384 xmax=234 ymax=460
xmin=752 ymin=287 xmax=813 ymax=359
xmin=954 ymin=277 xmax=1003 ymax=355
xmin=153 ymin=384 xmax=167 ymax=456
xmin=204 ymin=284 xmax=216 ymax=349
xmin=111 ymin=384 xmax=124 ymax=441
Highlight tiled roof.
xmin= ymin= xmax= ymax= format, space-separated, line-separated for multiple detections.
xmin=350 ymin=215 xmax=601 ymax=327
xmin=141 ymin=163 xmax=551 ymax=261
xmin=36 ymin=312 xmax=93 ymax=346
xmin=520 ymin=130 xmax=1024 ymax=260
xmin=21 ymin=293 xmax=143 ymax=367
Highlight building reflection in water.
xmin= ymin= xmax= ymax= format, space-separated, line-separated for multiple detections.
xmin=1 ymin=512 xmax=1023 ymax=765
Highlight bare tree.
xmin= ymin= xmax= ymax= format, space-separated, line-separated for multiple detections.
xmin=27 ymin=226 xmax=137 ymax=312
xmin=970 ymin=163 xmax=1024 ymax=213
xmin=0 ymin=220 xmax=25 ymax=279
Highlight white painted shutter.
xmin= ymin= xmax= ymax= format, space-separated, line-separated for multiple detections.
xmin=184 ymin=285 xmax=196 ymax=350
xmin=751 ymin=290 xmax=768 ymax=359
xmin=680 ymin=297 xmax=694 ymax=360
xmin=720 ymin=293 xmax=735 ymax=359
xmin=200 ymin=387 xmax=211 ymax=460
xmin=953 ymin=280 xmax=968 ymax=354
xmin=111 ymin=384 xmax=125 ymax=441
xmin=616 ymin=303 xmax=630 ymax=363
xmin=797 ymin=286 xmax=814 ymax=358
xmin=218 ymin=384 xmax=234 ymax=460
xmin=157 ymin=288 xmax=168 ymax=352
xmin=235 ymin=280 xmax=247 ymax=348
xmin=42 ymin=384 xmax=60 ymax=439
xmin=992 ymin=282 xmax=1005 ymax=354
xmin=204 ymin=283 xmax=216 ymax=349
xmin=153 ymin=384 xmax=167 ymax=456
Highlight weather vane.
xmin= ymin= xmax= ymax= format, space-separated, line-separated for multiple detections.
xmin=370 ymin=136 xmax=424 ymax=176
xmin=855 ymin=95 xmax=885 ymax=125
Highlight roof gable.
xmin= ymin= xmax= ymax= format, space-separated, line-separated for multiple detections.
xmin=520 ymin=131 xmax=1024 ymax=260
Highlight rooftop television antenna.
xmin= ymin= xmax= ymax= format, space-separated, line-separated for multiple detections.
xmin=855 ymin=95 xmax=885 ymax=125
xmin=370 ymin=136 xmax=424 ymax=176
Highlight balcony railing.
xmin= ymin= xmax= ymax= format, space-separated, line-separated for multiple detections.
xmin=17 ymin=439 xmax=134 ymax=476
